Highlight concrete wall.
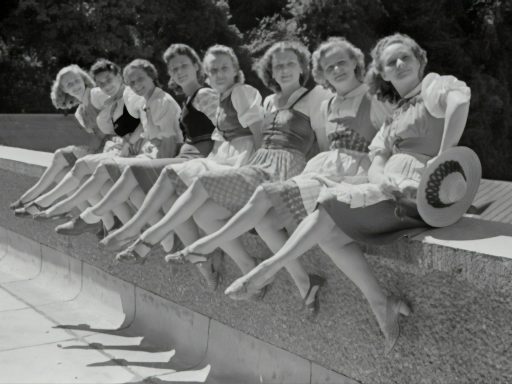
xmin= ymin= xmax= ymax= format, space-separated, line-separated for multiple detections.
xmin=0 ymin=114 xmax=92 ymax=152
xmin=2 ymin=165 xmax=512 ymax=383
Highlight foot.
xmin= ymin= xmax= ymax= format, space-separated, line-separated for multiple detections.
xmin=55 ymin=217 xmax=103 ymax=236
xmin=14 ymin=203 xmax=45 ymax=217
xmin=199 ymin=261 xmax=222 ymax=291
xmin=373 ymin=296 xmax=411 ymax=354
xmin=10 ymin=199 xmax=25 ymax=210
xmin=114 ymin=238 xmax=152 ymax=265
xmin=164 ymin=248 xmax=209 ymax=265
xmin=99 ymin=232 xmax=138 ymax=251
xmin=303 ymin=274 xmax=326 ymax=317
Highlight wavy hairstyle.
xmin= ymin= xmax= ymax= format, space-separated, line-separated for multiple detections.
xmin=312 ymin=37 xmax=365 ymax=92
xmin=123 ymin=59 xmax=160 ymax=87
xmin=163 ymin=43 xmax=206 ymax=94
xmin=50 ymin=65 xmax=95 ymax=110
xmin=203 ymin=44 xmax=245 ymax=84
xmin=366 ymin=33 xmax=428 ymax=103
xmin=90 ymin=58 xmax=121 ymax=78
xmin=255 ymin=41 xmax=311 ymax=92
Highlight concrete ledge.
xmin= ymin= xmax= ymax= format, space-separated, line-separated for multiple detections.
xmin=1 ymin=151 xmax=512 ymax=383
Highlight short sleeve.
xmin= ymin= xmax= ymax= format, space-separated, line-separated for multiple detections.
xmin=370 ymin=96 xmax=394 ymax=131
xmin=231 ymin=84 xmax=264 ymax=128
xmin=306 ymin=86 xmax=333 ymax=151
xmin=192 ymin=87 xmax=219 ymax=124
xmin=368 ymin=124 xmax=392 ymax=161
xmin=422 ymin=73 xmax=471 ymax=118
xmin=90 ymin=87 xmax=109 ymax=110
xmin=123 ymin=87 xmax=145 ymax=118
xmin=151 ymin=93 xmax=183 ymax=142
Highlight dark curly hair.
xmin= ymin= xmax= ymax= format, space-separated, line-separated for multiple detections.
xmin=366 ymin=33 xmax=427 ymax=103
xmin=255 ymin=41 xmax=311 ymax=92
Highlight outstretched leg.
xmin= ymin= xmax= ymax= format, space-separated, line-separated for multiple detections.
xmin=14 ymin=148 xmax=72 ymax=205
xmin=42 ymin=162 xmax=111 ymax=216
xmin=34 ymin=156 xmax=93 ymax=207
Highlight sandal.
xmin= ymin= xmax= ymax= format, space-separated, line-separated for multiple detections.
xmin=303 ymin=274 xmax=326 ymax=316
xmin=114 ymin=238 xmax=153 ymax=265
xmin=100 ymin=233 xmax=139 ymax=251
xmin=164 ymin=248 xmax=208 ymax=265
xmin=201 ymin=262 xmax=222 ymax=291
xmin=10 ymin=199 xmax=25 ymax=210
xmin=14 ymin=202 xmax=46 ymax=217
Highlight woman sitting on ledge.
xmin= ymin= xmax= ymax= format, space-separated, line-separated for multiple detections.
xmin=223 ymin=33 xmax=472 ymax=353
xmin=10 ymin=64 xmax=112 ymax=211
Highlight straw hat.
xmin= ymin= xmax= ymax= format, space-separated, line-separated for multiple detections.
xmin=417 ymin=147 xmax=481 ymax=227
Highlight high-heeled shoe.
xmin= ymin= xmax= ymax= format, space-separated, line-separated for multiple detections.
xmin=14 ymin=202 xmax=46 ymax=217
xmin=114 ymin=238 xmax=153 ymax=265
xmin=303 ymin=274 xmax=326 ymax=316
xmin=164 ymin=248 xmax=208 ymax=265
xmin=379 ymin=296 xmax=411 ymax=355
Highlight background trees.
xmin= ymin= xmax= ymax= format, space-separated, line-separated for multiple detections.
xmin=1 ymin=0 xmax=511 ymax=180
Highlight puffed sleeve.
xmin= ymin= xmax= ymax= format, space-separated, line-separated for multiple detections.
xmin=307 ymin=86 xmax=333 ymax=151
xmin=230 ymin=84 xmax=264 ymax=128
xmin=123 ymin=87 xmax=145 ymax=118
xmin=151 ymin=93 xmax=183 ymax=142
xmin=89 ymin=87 xmax=109 ymax=110
xmin=192 ymin=87 xmax=219 ymax=124
xmin=368 ymin=123 xmax=392 ymax=161
xmin=422 ymin=73 xmax=471 ymax=118
xmin=370 ymin=96 xmax=394 ymax=131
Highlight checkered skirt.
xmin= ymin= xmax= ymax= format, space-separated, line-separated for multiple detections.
xmin=195 ymin=148 xmax=306 ymax=213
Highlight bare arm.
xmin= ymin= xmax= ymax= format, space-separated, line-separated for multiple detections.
xmin=438 ymin=90 xmax=470 ymax=155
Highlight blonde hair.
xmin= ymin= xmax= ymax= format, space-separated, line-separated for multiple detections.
xmin=50 ymin=65 xmax=95 ymax=110
xmin=203 ymin=44 xmax=245 ymax=84
xmin=312 ymin=37 xmax=365 ymax=92
xmin=366 ymin=33 xmax=428 ymax=102
xmin=255 ymin=41 xmax=311 ymax=92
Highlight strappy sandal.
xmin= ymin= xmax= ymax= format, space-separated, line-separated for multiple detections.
xmin=303 ymin=274 xmax=326 ymax=317
xmin=10 ymin=199 xmax=25 ymax=210
xmin=164 ymin=248 xmax=208 ymax=265
xmin=14 ymin=202 xmax=46 ymax=217
xmin=114 ymin=238 xmax=153 ymax=265
xmin=201 ymin=262 xmax=222 ymax=291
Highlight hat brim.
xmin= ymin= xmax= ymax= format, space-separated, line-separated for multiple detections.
xmin=417 ymin=147 xmax=481 ymax=227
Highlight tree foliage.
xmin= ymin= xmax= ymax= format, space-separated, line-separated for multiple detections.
xmin=1 ymin=0 xmax=511 ymax=179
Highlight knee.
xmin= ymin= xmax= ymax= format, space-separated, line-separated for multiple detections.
xmin=256 ymin=211 xmax=283 ymax=233
xmin=91 ymin=163 xmax=109 ymax=179
xmin=53 ymin=149 xmax=71 ymax=168
xmin=248 ymin=186 xmax=271 ymax=210
xmin=70 ymin=158 xmax=91 ymax=178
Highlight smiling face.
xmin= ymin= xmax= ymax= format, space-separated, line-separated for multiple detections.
xmin=94 ymin=70 xmax=123 ymax=97
xmin=380 ymin=42 xmax=421 ymax=96
xmin=321 ymin=47 xmax=359 ymax=94
xmin=124 ymin=67 xmax=155 ymax=98
xmin=60 ymin=71 xmax=86 ymax=99
xmin=204 ymin=53 xmax=237 ymax=93
xmin=271 ymin=50 xmax=302 ymax=91
xmin=167 ymin=54 xmax=198 ymax=88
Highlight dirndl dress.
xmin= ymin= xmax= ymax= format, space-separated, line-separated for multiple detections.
xmin=260 ymin=84 xmax=391 ymax=229
xmin=194 ymin=87 xmax=320 ymax=214
xmin=317 ymin=73 xmax=471 ymax=245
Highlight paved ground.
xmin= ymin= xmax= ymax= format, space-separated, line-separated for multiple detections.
xmin=0 ymin=246 xmax=211 ymax=384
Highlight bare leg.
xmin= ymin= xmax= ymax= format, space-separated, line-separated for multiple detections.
xmin=34 ymin=157 xmax=93 ymax=207
xmin=140 ymin=179 xmax=209 ymax=245
xmin=43 ymin=163 xmax=110 ymax=216
xmin=193 ymin=200 xmax=256 ymax=274
xmin=186 ymin=186 xmax=273 ymax=255
xmin=88 ymin=167 xmax=138 ymax=217
xmin=16 ymin=149 xmax=71 ymax=204
xmin=225 ymin=207 xmax=343 ymax=293
xmin=102 ymin=168 xmax=177 ymax=243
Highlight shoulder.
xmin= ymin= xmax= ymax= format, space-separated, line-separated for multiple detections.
xmin=421 ymin=72 xmax=470 ymax=98
xmin=302 ymin=85 xmax=334 ymax=109
xmin=195 ymin=87 xmax=219 ymax=103
xmin=151 ymin=88 xmax=180 ymax=112
xmin=123 ymin=87 xmax=145 ymax=117
xmin=231 ymin=83 xmax=261 ymax=101
xmin=90 ymin=87 xmax=109 ymax=109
